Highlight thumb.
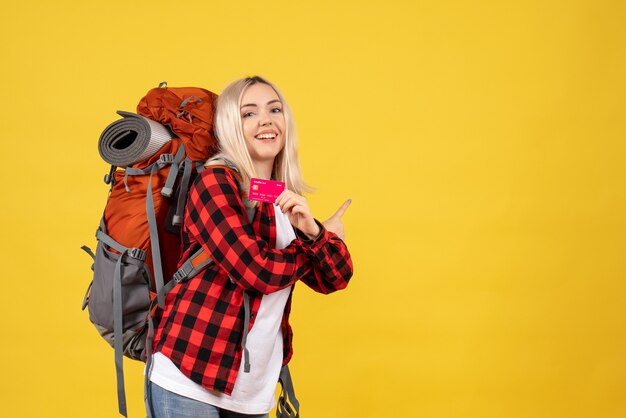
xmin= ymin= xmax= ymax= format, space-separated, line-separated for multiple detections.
xmin=330 ymin=199 xmax=352 ymax=220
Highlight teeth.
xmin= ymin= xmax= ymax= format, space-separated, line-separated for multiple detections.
xmin=256 ymin=133 xmax=276 ymax=139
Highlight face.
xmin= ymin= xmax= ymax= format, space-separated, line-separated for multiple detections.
xmin=240 ymin=82 xmax=286 ymax=166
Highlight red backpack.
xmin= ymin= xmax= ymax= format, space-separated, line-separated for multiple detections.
xmin=82 ymin=82 xmax=220 ymax=416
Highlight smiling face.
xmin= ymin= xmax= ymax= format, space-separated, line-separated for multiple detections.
xmin=240 ymin=82 xmax=286 ymax=167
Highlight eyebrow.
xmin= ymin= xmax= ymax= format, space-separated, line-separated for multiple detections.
xmin=240 ymin=99 xmax=282 ymax=109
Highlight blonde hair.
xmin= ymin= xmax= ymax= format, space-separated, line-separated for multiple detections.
xmin=208 ymin=76 xmax=312 ymax=206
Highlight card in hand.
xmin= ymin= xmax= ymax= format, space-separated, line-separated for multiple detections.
xmin=249 ymin=178 xmax=286 ymax=203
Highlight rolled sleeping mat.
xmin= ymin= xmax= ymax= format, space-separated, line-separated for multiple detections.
xmin=98 ymin=111 xmax=175 ymax=167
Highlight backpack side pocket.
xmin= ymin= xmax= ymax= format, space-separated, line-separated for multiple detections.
xmin=87 ymin=237 xmax=152 ymax=361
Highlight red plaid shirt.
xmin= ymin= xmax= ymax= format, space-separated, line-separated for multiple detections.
xmin=153 ymin=166 xmax=353 ymax=395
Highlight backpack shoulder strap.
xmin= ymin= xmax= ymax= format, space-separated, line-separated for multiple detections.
xmin=171 ymin=204 xmax=256 ymax=284
xmin=204 ymin=157 xmax=244 ymax=183
xmin=172 ymin=160 xmax=252 ymax=284
xmin=277 ymin=365 xmax=300 ymax=418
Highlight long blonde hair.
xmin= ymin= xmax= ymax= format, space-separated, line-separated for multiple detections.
xmin=208 ymin=76 xmax=312 ymax=206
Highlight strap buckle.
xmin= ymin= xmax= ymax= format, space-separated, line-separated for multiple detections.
xmin=127 ymin=248 xmax=146 ymax=261
xmin=173 ymin=267 xmax=190 ymax=284
xmin=159 ymin=153 xmax=174 ymax=165
xmin=104 ymin=165 xmax=117 ymax=185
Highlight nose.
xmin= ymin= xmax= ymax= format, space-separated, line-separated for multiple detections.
xmin=259 ymin=109 xmax=272 ymax=126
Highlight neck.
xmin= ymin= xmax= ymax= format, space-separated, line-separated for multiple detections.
xmin=253 ymin=158 xmax=274 ymax=180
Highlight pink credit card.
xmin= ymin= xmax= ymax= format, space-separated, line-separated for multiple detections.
xmin=249 ymin=178 xmax=286 ymax=203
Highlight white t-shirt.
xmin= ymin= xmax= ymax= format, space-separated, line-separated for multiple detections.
xmin=149 ymin=203 xmax=296 ymax=414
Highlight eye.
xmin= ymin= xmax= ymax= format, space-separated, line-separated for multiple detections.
xmin=242 ymin=111 xmax=255 ymax=118
xmin=271 ymin=107 xmax=282 ymax=113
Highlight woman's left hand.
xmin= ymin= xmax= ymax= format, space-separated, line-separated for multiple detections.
xmin=275 ymin=190 xmax=320 ymax=240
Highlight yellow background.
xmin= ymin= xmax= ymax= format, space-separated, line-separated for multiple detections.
xmin=1 ymin=0 xmax=626 ymax=417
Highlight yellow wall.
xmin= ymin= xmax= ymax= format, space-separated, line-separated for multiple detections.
xmin=1 ymin=0 xmax=625 ymax=417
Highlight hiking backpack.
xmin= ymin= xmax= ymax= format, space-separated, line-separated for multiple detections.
xmin=82 ymin=82 xmax=219 ymax=416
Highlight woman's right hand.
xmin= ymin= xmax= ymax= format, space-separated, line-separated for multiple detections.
xmin=322 ymin=199 xmax=352 ymax=240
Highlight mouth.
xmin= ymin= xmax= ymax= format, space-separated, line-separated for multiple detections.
xmin=255 ymin=131 xmax=278 ymax=142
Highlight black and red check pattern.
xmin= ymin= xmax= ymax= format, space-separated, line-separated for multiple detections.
xmin=153 ymin=167 xmax=353 ymax=395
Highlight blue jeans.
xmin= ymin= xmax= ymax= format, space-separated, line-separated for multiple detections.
xmin=147 ymin=381 xmax=270 ymax=418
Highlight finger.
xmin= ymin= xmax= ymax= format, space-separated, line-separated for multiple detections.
xmin=290 ymin=203 xmax=316 ymax=226
xmin=275 ymin=190 xmax=303 ymax=207
xmin=331 ymin=199 xmax=352 ymax=219
xmin=274 ymin=190 xmax=292 ymax=206
xmin=279 ymin=195 xmax=306 ymax=214
xmin=280 ymin=197 xmax=297 ymax=213
xmin=290 ymin=203 xmax=313 ymax=217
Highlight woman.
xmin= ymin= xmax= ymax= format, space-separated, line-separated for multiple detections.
xmin=147 ymin=76 xmax=354 ymax=417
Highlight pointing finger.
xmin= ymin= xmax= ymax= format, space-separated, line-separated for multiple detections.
xmin=332 ymin=199 xmax=352 ymax=219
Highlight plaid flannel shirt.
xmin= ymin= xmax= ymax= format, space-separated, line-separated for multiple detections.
xmin=153 ymin=166 xmax=353 ymax=395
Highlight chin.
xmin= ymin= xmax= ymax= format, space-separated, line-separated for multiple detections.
xmin=251 ymin=151 xmax=278 ymax=161
xmin=258 ymin=147 xmax=283 ymax=158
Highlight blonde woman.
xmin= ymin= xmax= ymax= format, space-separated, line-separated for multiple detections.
xmin=147 ymin=76 xmax=353 ymax=418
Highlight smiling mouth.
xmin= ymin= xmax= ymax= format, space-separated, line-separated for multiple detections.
xmin=255 ymin=133 xmax=278 ymax=141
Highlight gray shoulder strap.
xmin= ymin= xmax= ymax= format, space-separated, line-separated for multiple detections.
xmin=277 ymin=365 xmax=300 ymax=418
xmin=239 ymin=203 xmax=256 ymax=374
xmin=241 ymin=292 xmax=251 ymax=373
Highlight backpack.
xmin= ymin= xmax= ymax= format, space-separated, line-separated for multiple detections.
xmin=82 ymin=83 xmax=300 ymax=418
xmin=82 ymin=82 xmax=219 ymax=416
